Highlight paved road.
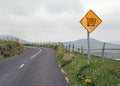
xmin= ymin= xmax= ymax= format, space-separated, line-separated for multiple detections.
xmin=0 ymin=47 xmax=70 ymax=86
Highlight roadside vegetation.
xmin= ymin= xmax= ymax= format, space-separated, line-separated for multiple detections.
xmin=0 ymin=40 xmax=25 ymax=60
xmin=24 ymin=43 xmax=58 ymax=50
xmin=56 ymin=45 xmax=120 ymax=86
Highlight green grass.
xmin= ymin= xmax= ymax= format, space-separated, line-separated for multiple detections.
xmin=56 ymin=45 xmax=120 ymax=86
xmin=0 ymin=40 xmax=25 ymax=59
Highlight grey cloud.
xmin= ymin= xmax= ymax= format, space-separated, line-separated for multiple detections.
xmin=0 ymin=0 xmax=40 ymax=16
xmin=42 ymin=0 xmax=83 ymax=14
xmin=0 ymin=0 xmax=82 ymax=16
xmin=0 ymin=0 xmax=119 ymax=42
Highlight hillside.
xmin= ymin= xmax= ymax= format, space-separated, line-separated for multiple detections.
xmin=63 ymin=38 xmax=120 ymax=49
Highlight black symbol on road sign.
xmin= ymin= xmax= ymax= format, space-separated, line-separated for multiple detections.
xmin=86 ymin=17 xmax=96 ymax=26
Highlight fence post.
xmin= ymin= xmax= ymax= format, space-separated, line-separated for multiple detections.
xmin=78 ymin=48 xmax=80 ymax=54
xmin=72 ymin=44 xmax=74 ymax=52
xmin=17 ymin=38 xmax=19 ymax=43
xmin=101 ymin=42 xmax=106 ymax=63
xmin=65 ymin=46 xmax=68 ymax=51
xmin=81 ymin=46 xmax=84 ymax=57
xmin=68 ymin=44 xmax=71 ymax=52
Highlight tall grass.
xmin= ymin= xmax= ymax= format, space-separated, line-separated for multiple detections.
xmin=0 ymin=40 xmax=25 ymax=59
xmin=56 ymin=45 xmax=120 ymax=86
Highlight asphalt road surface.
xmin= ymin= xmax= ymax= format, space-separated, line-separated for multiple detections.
xmin=0 ymin=47 xmax=70 ymax=86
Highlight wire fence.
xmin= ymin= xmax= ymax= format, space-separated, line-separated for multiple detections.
xmin=64 ymin=43 xmax=120 ymax=60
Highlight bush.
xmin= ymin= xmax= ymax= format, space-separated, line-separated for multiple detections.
xmin=0 ymin=41 xmax=25 ymax=59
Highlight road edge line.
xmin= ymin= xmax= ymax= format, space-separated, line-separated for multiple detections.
xmin=59 ymin=65 xmax=71 ymax=85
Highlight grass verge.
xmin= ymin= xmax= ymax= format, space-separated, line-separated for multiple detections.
xmin=56 ymin=45 xmax=120 ymax=86
xmin=0 ymin=41 xmax=25 ymax=59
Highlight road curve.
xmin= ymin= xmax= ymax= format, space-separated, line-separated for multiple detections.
xmin=0 ymin=47 xmax=70 ymax=86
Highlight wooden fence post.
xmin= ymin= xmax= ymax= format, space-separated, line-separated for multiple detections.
xmin=65 ymin=46 xmax=67 ymax=51
xmin=68 ymin=44 xmax=71 ymax=52
xmin=81 ymin=46 xmax=84 ymax=57
xmin=78 ymin=48 xmax=80 ymax=54
xmin=17 ymin=38 xmax=19 ymax=43
xmin=101 ymin=42 xmax=106 ymax=63
xmin=72 ymin=44 xmax=74 ymax=52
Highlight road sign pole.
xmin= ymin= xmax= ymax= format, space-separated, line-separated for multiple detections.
xmin=80 ymin=10 xmax=102 ymax=65
xmin=87 ymin=31 xmax=90 ymax=65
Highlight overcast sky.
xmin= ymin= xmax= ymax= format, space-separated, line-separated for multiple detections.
xmin=0 ymin=0 xmax=120 ymax=42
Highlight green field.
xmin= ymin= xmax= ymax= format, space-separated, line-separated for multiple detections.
xmin=56 ymin=45 xmax=120 ymax=86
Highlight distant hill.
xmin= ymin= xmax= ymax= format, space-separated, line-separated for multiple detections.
xmin=63 ymin=38 xmax=120 ymax=49
xmin=63 ymin=38 xmax=120 ymax=59
xmin=0 ymin=35 xmax=30 ymax=43
xmin=108 ymin=41 xmax=120 ymax=45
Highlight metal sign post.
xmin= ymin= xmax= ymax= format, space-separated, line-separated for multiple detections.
xmin=80 ymin=10 xmax=102 ymax=65
xmin=87 ymin=31 xmax=90 ymax=65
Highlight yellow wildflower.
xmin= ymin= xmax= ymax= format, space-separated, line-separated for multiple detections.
xmin=85 ymin=78 xmax=91 ymax=83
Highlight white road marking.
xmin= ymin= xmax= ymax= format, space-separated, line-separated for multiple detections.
xmin=19 ymin=49 xmax=42 ymax=69
xmin=20 ymin=64 xmax=25 ymax=68
xmin=65 ymin=77 xmax=70 ymax=84
xmin=61 ymin=69 xmax=65 ymax=74
xmin=30 ymin=49 xmax=42 ymax=59
xmin=60 ymin=68 xmax=70 ymax=84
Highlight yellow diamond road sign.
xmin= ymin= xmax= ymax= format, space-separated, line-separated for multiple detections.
xmin=80 ymin=10 xmax=102 ymax=33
